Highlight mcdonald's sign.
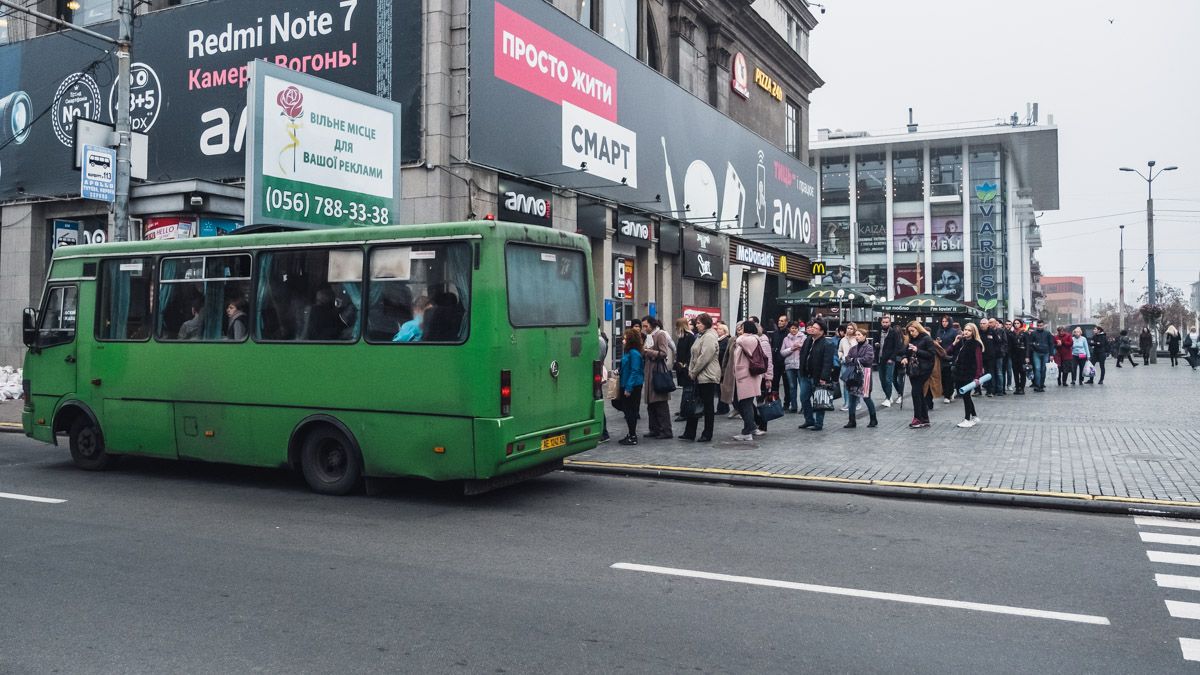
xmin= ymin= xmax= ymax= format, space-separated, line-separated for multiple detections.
xmin=811 ymin=260 xmax=827 ymax=277
xmin=905 ymin=298 xmax=936 ymax=307
xmin=808 ymin=289 xmax=837 ymax=299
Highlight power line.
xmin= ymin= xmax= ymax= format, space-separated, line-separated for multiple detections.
xmin=1037 ymin=211 xmax=1143 ymax=226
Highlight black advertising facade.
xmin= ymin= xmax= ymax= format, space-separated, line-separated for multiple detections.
xmin=497 ymin=175 xmax=553 ymax=226
xmin=467 ymin=0 xmax=819 ymax=257
xmin=682 ymin=227 xmax=724 ymax=282
xmin=0 ymin=0 xmax=420 ymax=200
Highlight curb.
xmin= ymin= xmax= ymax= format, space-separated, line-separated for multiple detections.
xmin=562 ymin=460 xmax=1200 ymax=519
xmin=0 ymin=422 xmax=23 ymax=434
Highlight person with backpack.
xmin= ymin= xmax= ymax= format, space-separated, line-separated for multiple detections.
xmin=1115 ymin=329 xmax=1138 ymax=368
xmin=798 ymin=319 xmax=837 ymax=432
xmin=726 ymin=320 xmax=768 ymax=442
xmin=754 ymin=320 xmax=775 ymax=435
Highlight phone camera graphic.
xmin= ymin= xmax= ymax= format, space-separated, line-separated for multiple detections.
xmin=0 ymin=91 xmax=33 ymax=146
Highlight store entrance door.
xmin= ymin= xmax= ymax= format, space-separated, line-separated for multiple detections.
xmin=610 ymin=301 xmax=636 ymax=369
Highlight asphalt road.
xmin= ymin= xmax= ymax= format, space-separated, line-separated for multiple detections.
xmin=1 ymin=433 xmax=1196 ymax=674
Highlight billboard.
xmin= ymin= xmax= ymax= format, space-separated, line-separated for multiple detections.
xmin=468 ymin=0 xmax=818 ymax=256
xmin=931 ymin=216 xmax=964 ymax=252
xmin=894 ymin=262 xmax=922 ymax=299
xmin=821 ymin=218 xmax=850 ymax=258
xmin=932 ymin=262 xmax=965 ymax=301
xmin=0 ymin=0 xmax=420 ymax=200
xmin=245 ymin=61 xmax=401 ymax=228
xmin=893 ymin=217 xmax=924 ymax=255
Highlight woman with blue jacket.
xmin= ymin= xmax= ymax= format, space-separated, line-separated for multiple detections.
xmin=1071 ymin=327 xmax=1091 ymax=386
xmin=618 ymin=329 xmax=646 ymax=445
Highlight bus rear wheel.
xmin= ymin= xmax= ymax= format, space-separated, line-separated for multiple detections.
xmin=69 ymin=417 xmax=112 ymax=471
xmin=300 ymin=427 xmax=362 ymax=496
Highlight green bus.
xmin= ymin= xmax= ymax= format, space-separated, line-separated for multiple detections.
xmin=20 ymin=221 xmax=604 ymax=494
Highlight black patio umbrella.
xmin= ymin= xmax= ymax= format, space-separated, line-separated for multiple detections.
xmin=875 ymin=294 xmax=985 ymax=319
xmin=777 ymin=285 xmax=880 ymax=307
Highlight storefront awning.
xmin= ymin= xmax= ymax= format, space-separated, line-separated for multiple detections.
xmin=778 ymin=284 xmax=880 ymax=306
xmin=875 ymin=294 xmax=985 ymax=318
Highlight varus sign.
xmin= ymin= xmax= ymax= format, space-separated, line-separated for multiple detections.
xmin=468 ymin=0 xmax=819 ymax=256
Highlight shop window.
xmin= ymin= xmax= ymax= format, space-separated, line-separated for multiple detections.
xmin=821 ymin=155 xmax=849 ymax=207
xmin=930 ymin=147 xmax=962 ymax=199
xmin=892 ymin=150 xmax=923 ymax=203
xmin=97 ymin=258 xmax=153 ymax=341
xmin=257 ymin=249 xmax=363 ymax=343
xmin=856 ymin=153 xmax=886 ymax=205
xmin=156 ymin=254 xmax=252 ymax=342
xmin=365 ymin=243 xmax=472 ymax=343
xmin=785 ymin=101 xmax=800 ymax=158
xmin=58 ymin=0 xmax=112 ymax=26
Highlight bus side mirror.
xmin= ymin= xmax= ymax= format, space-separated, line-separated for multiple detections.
xmin=22 ymin=307 xmax=37 ymax=348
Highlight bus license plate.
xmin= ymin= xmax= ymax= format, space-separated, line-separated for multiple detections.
xmin=540 ymin=434 xmax=567 ymax=451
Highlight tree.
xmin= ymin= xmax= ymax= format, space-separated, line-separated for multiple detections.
xmin=1137 ymin=283 xmax=1196 ymax=333
xmin=1091 ymin=302 xmax=1137 ymax=334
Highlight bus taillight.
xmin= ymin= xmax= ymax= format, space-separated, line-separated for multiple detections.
xmin=593 ymin=361 xmax=602 ymax=400
xmin=500 ymin=370 xmax=512 ymax=416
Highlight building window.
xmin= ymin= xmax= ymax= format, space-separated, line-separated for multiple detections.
xmin=820 ymin=155 xmax=849 ymax=207
xmin=856 ymin=152 xmax=886 ymax=205
xmin=892 ymin=149 xmax=923 ymax=203
xmin=0 ymin=16 xmax=10 ymax=44
xmin=58 ymin=0 xmax=112 ymax=26
xmin=785 ymin=101 xmax=799 ymax=158
xmin=930 ymin=147 xmax=962 ymax=200
xmin=602 ymin=0 xmax=636 ymax=56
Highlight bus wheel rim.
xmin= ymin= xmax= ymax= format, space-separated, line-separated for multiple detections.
xmin=317 ymin=440 xmax=347 ymax=481
xmin=79 ymin=429 xmax=98 ymax=458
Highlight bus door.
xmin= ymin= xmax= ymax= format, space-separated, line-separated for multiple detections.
xmin=28 ymin=284 xmax=80 ymax=402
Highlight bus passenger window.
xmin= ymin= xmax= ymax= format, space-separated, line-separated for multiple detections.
xmin=98 ymin=258 xmax=153 ymax=341
xmin=157 ymin=254 xmax=251 ymax=342
xmin=366 ymin=243 xmax=471 ymax=344
xmin=256 ymin=248 xmax=362 ymax=342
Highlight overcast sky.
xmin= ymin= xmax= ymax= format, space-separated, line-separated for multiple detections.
xmin=808 ymin=0 xmax=1200 ymax=308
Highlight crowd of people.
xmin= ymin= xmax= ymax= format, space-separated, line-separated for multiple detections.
xmin=602 ymin=313 xmax=1200 ymax=444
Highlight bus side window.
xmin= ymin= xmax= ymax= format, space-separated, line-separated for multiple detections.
xmin=38 ymin=285 xmax=78 ymax=348
xmin=98 ymin=258 xmax=153 ymax=341
xmin=256 ymin=248 xmax=362 ymax=343
xmin=157 ymin=255 xmax=251 ymax=342
xmin=366 ymin=243 xmax=471 ymax=344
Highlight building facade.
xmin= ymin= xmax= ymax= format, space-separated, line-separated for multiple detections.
xmin=1040 ymin=275 xmax=1087 ymax=326
xmin=0 ymin=0 xmax=823 ymax=367
xmin=810 ymin=122 xmax=1059 ymax=320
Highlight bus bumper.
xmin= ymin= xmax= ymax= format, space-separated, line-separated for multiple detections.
xmin=474 ymin=400 xmax=604 ymax=480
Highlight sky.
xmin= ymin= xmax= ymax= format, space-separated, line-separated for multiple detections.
xmin=807 ymin=0 xmax=1200 ymax=308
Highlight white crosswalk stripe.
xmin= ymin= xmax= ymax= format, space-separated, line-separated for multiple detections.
xmin=1167 ymin=601 xmax=1200 ymax=620
xmin=1135 ymin=516 xmax=1200 ymax=531
xmin=1156 ymin=574 xmax=1200 ymax=592
xmin=1180 ymin=638 xmax=1200 ymax=662
xmin=1147 ymin=551 xmax=1200 ymax=567
xmin=1141 ymin=532 xmax=1200 ymax=547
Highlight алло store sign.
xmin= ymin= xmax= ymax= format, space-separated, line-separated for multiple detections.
xmin=497 ymin=175 xmax=553 ymax=226
xmin=468 ymin=0 xmax=819 ymax=257
xmin=683 ymin=228 xmax=724 ymax=282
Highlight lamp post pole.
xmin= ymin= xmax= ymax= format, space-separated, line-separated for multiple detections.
xmin=1120 ymin=161 xmax=1178 ymax=364
xmin=1119 ymin=225 xmax=1125 ymax=333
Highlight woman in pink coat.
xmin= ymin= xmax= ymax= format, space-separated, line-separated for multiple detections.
xmin=729 ymin=320 xmax=766 ymax=442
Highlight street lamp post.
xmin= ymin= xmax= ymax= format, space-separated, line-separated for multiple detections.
xmin=1119 ymin=161 xmax=1178 ymax=364
xmin=1119 ymin=225 xmax=1125 ymax=333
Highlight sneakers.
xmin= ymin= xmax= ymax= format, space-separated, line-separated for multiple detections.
xmin=971 ymin=415 xmax=980 ymax=423
xmin=956 ymin=419 xmax=976 ymax=428
xmin=943 ymin=398 xmax=951 ymax=404
xmin=881 ymin=398 xmax=893 ymax=408
xmin=908 ymin=420 xmax=930 ymax=429
xmin=894 ymin=396 xmax=904 ymax=408
xmin=732 ymin=434 xmax=754 ymax=442
xmin=840 ymin=406 xmax=849 ymax=412
xmin=618 ymin=435 xmax=638 ymax=445
xmin=726 ymin=411 xmax=740 ymax=419
xmin=753 ymin=429 xmax=767 ymax=436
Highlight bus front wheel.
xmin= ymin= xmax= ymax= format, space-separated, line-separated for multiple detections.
xmin=300 ymin=427 xmax=362 ymax=496
xmin=69 ymin=416 xmax=112 ymax=471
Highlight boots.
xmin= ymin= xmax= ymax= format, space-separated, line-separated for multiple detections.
xmin=618 ymin=433 xmax=638 ymax=445
xmin=843 ymin=415 xmax=857 ymax=429
xmin=867 ymin=414 xmax=878 ymax=428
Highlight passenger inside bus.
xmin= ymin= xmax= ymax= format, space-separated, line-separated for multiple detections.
xmin=423 ymin=289 xmax=465 ymax=342
xmin=225 ymin=297 xmax=248 ymax=340
xmin=179 ymin=300 xmax=204 ymax=340
xmin=302 ymin=287 xmax=342 ymax=341
xmin=392 ymin=295 xmax=430 ymax=342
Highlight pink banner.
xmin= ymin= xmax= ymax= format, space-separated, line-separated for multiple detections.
xmin=493 ymin=2 xmax=618 ymax=121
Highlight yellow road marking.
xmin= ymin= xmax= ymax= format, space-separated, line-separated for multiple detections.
xmin=563 ymin=459 xmax=1200 ymax=508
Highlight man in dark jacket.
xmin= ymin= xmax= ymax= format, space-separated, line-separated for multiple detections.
xmin=798 ymin=319 xmax=836 ymax=431
xmin=768 ymin=314 xmax=789 ymax=403
xmin=981 ymin=319 xmax=1000 ymax=396
xmin=1008 ymin=319 xmax=1027 ymax=394
xmin=877 ymin=315 xmax=905 ymax=408
xmin=1027 ymin=320 xmax=1054 ymax=392
xmin=936 ymin=315 xmax=960 ymax=403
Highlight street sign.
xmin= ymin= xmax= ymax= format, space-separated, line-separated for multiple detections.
xmin=80 ymin=144 xmax=115 ymax=203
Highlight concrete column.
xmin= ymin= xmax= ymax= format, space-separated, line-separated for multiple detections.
xmin=884 ymin=147 xmax=894 ymax=299
xmin=922 ymin=144 xmax=932 ymax=293
xmin=0 ymin=204 xmax=39 ymax=367
xmin=961 ymin=141 xmax=972 ymax=301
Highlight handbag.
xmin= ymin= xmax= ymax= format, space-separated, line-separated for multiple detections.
xmin=812 ymin=385 xmax=836 ymax=411
xmin=610 ymin=388 xmax=625 ymax=411
xmin=679 ymin=385 xmax=704 ymax=418
xmin=651 ymin=358 xmax=677 ymax=394
xmin=757 ymin=393 xmax=785 ymax=422
xmin=840 ymin=362 xmax=863 ymax=388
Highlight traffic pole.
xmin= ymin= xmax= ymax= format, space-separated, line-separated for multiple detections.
xmin=113 ymin=0 xmax=133 ymax=242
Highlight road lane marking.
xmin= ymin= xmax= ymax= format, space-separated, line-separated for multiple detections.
xmin=1141 ymin=532 xmax=1200 ymax=547
xmin=0 ymin=491 xmax=67 ymax=504
xmin=611 ymin=563 xmax=1110 ymax=626
xmin=1135 ymin=517 xmax=1200 ymax=531
xmin=1181 ymin=638 xmax=1200 ymax=661
xmin=1148 ymin=551 xmax=1200 ymax=567
xmin=1156 ymin=574 xmax=1200 ymax=592
xmin=1166 ymin=601 xmax=1200 ymax=620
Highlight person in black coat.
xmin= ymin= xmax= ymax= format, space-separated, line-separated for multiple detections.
xmin=1089 ymin=326 xmax=1110 ymax=384
xmin=950 ymin=322 xmax=986 ymax=427
xmin=899 ymin=321 xmax=937 ymax=428
xmin=1139 ymin=327 xmax=1154 ymax=365
xmin=798 ymin=320 xmax=837 ymax=431
xmin=1008 ymin=319 xmax=1028 ymax=394
xmin=876 ymin=315 xmax=906 ymax=407
xmin=1166 ymin=326 xmax=1182 ymax=367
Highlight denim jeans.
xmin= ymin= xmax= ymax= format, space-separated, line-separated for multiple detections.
xmin=1031 ymin=352 xmax=1048 ymax=388
xmin=848 ymin=392 xmax=876 ymax=418
xmin=1002 ymin=355 xmax=1013 ymax=389
xmin=784 ymin=368 xmax=801 ymax=411
xmin=879 ymin=362 xmax=895 ymax=400
xmin=799 ymin=377 xmax=825 ymax=429
xmin=735 ymin=397 xmax=757 ymax=436
xmin=987 ymin=361 xmax=1003 ymax=394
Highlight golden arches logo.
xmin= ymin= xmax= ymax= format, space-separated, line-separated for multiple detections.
xmin=811 ymin=261 xmax=827 ymax=276
xmin=905 ymin=298 xmax=936 ymax=307
xmin=809 ymin=290 xmax=836 ymax=299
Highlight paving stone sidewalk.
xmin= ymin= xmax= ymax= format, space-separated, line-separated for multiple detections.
xmin=578 ymin=361 xmax=1200 ymax=503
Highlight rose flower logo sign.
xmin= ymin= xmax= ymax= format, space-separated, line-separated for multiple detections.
xmin=277 ymin=85 xmax=305 ymax=174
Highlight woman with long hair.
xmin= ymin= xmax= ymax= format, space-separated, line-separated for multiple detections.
xmin=617 ymin=329 xmax=645 ymax=445
xmin=899 ymin=321 xmax=936 ymax=428
xmin=1166 ymin=325 xmax=1182 ymax=367
xmin=951 ymin=323 xmax=985 ymax=427
xmin=727 ymin=320 xmax=766 ymax=442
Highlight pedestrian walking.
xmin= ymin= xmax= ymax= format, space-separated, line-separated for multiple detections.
xmin=1008 ymin=319 xmax=1028 ymax=394
xmin=754 ymin=322 xmax=775 ymax=434
xmin=937 ymin=315 xmax=960 ymax=403
xmin=599 ymin=323 xmax=611 ymax=442
xmin=1186 ymin=326 xmax=1200 ymax=370
xmin=923 ymin=338 xmax=947 ymax=411
xmin=900 ymin=321 xmax=936 ymax=428
xmin=1002 ymin=319 xmax=1016 ymax=391
xmin=877 ymin=315 xmax=905 ymax=408
xmin=726 ymin=320 xmax=767 ymax=442
xmin=951 ymin=322 xmax=985 ymax=427
xmin=715 ymin=322 xmax=732 ymax=415
xmin=837 ymin=323 xmax=857 ymax=411
xmin=681 ymin=313 xmax=719 ymax=442
xmin=1027 ymin=320 xmax=1054 ymax=392
xmin=1054 ymin=326 xmax=1074 ymax=385
xmin=842 ymin=327 xmax=878 ymax=428
xmin=1089 ymin=325 xmax=1109 ymax=384
xmin=616 ymin=329 xmax=644 ymax=445
xmin=640 ymin=316 xmax=675 ymax=439
xmin=1166 ymin=325 xmax=1182 ymax=367
xmin=674 ymin=318 xmax=696 ymax=420
xmin=982 ymin=319 xmax=1002 ymax=395
xmin=1139 ymin=327 xmax=1154 ymax=366
xmin=780 ymin=321 xmax=804 ymax=413
xmin=1071 ymin=327 xmax=1092 ymax=385
xmin=798 ymin=319 xmax=837 ymax=431
xmin=1115 ymin=330 xmax=1138 ymax=368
